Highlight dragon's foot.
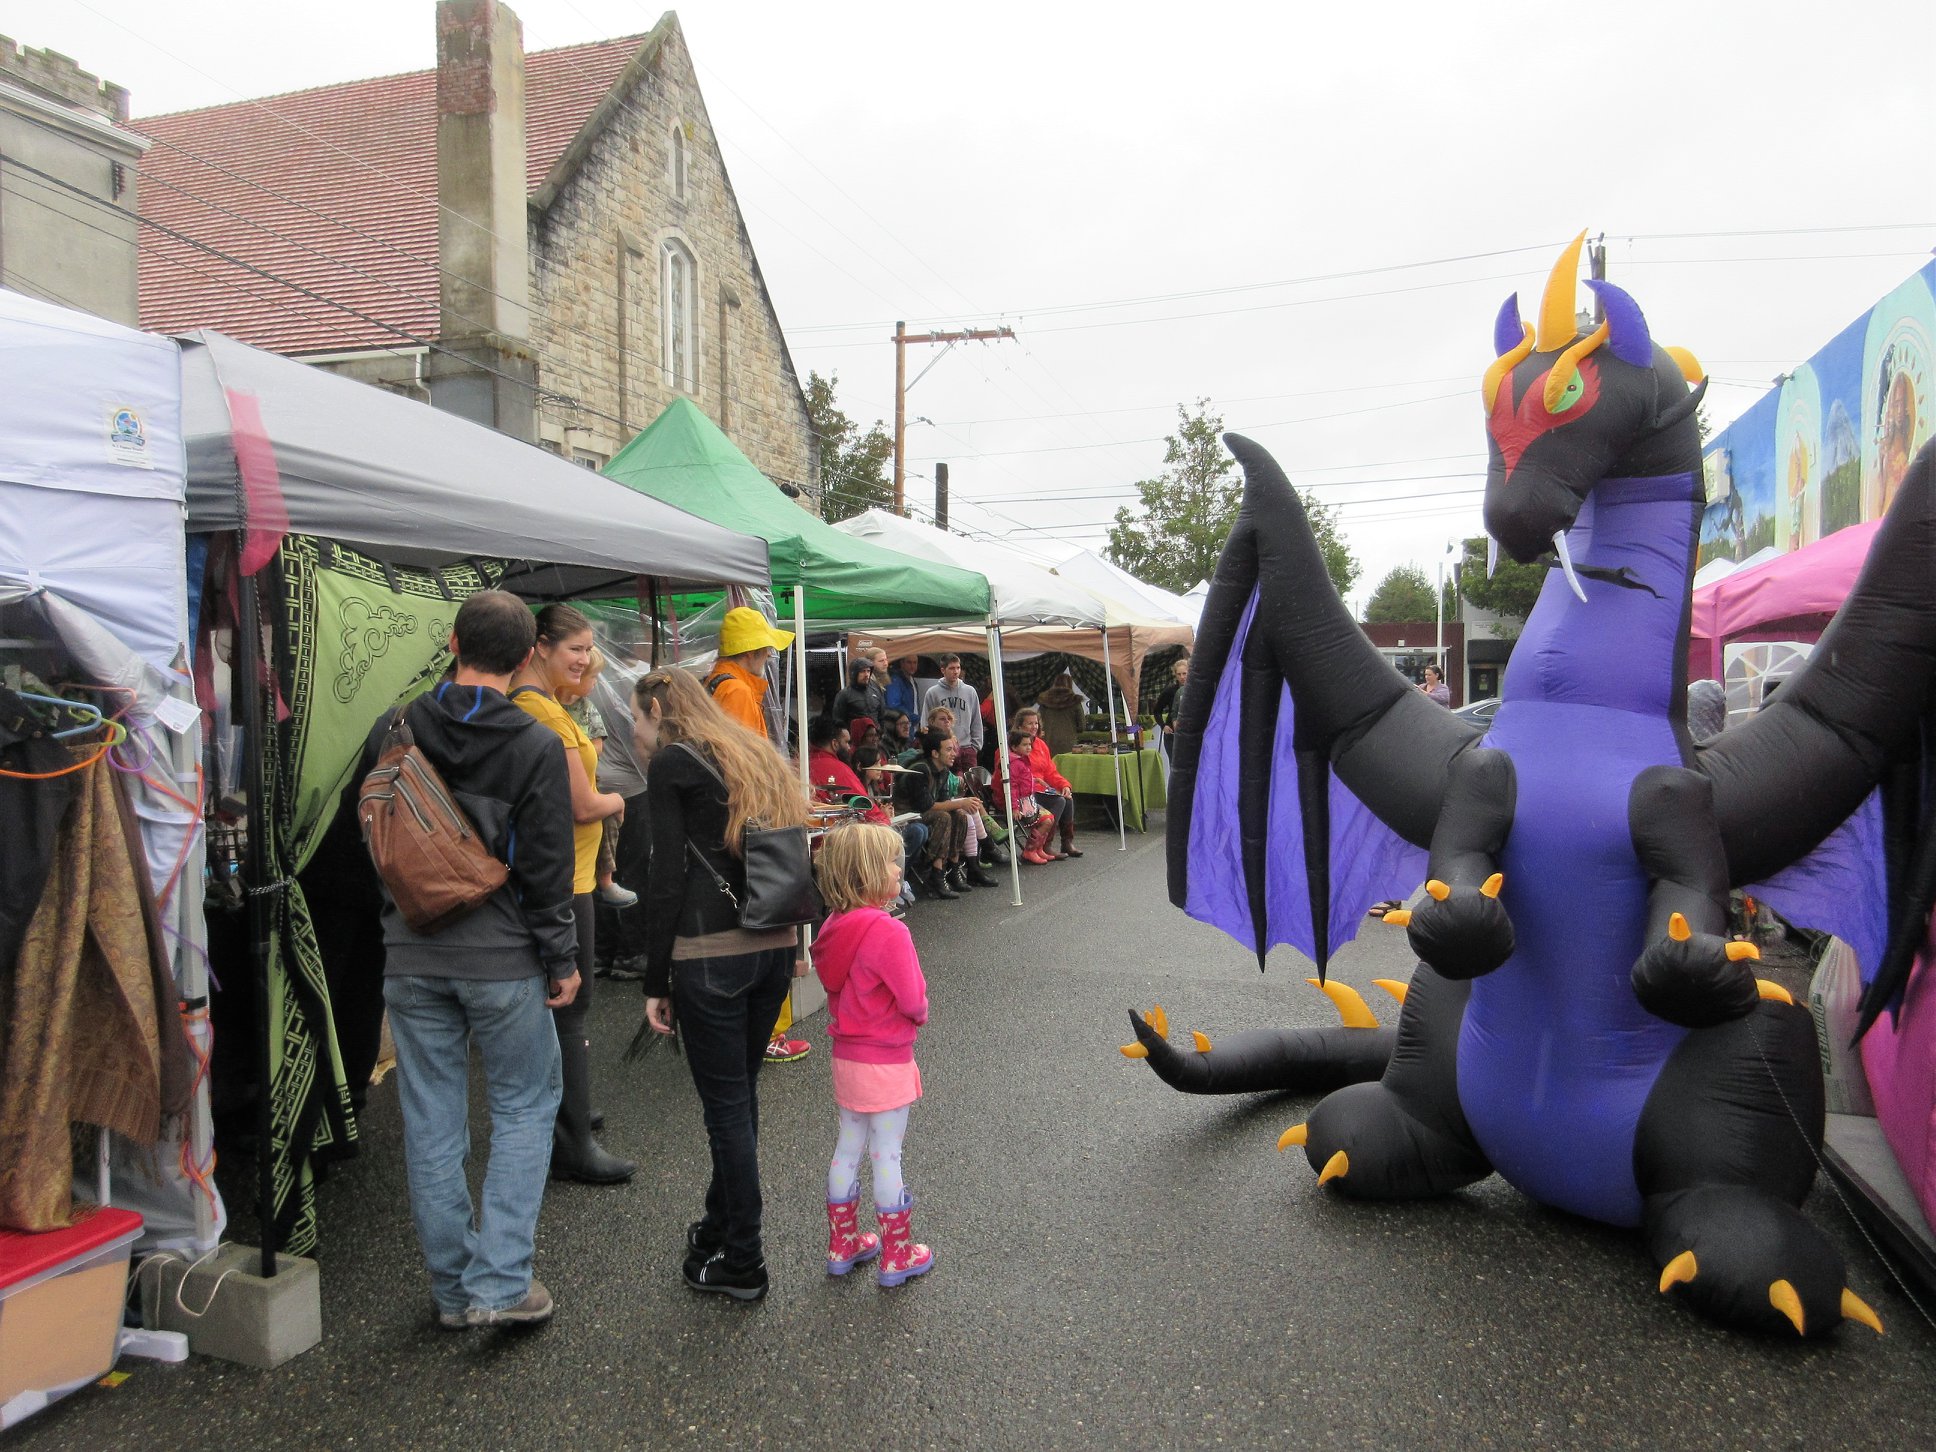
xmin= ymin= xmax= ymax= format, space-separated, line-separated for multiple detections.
xmin=1645 ymin=1185 xmax=1883 ymax=1338
xmin=1385 ymin=875 xmax=1514 ymax=980
xmin=1630 ymin=912 xmax=1769 ymax=1027
xmin=1279 ymin=1079 xmax=1491 ymax=1200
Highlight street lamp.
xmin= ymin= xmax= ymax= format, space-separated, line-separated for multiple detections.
xmin=1435 ymin=539 xmax=1459 ymax=692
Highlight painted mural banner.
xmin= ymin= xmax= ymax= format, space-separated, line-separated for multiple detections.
xmin=1701 ymin=258 xmax=1936 ymax=567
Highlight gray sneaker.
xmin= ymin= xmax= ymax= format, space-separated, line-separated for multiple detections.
xmin=471 ymin=1279 xmax=554 ymax=1328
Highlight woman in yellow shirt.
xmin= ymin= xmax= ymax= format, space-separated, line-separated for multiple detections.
xmin=512 ymin=604 xmax=633 ymax=1185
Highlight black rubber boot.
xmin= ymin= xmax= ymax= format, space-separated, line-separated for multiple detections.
xmin=966 ymin=861 xmax=1001 ymax=889
xmin=552 ymin=1030 xmax=635 ymax=1185
xmin=947 ymin=865 xmax=974 ymax=893
xmin=927 ymin=865 xmax=961 ymax=900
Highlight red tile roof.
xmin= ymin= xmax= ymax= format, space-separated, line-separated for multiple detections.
xmin=136 ymin=35 xmax=646 ymax=356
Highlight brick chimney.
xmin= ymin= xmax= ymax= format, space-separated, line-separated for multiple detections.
xmin=425 ymin=0 xmax=535 ymax=439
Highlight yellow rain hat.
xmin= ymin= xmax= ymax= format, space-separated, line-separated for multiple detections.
xmin=719 ymin=605 xmax=794 ymax=657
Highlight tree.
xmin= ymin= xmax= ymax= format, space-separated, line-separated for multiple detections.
xmin=805 ymin=370 xmax=894 ymax=522
xmin=1107 ymin=399 xmax=1359 ymax=598
xmin=1363 ymin=563 xmax=1448 ymax=623
xmin=1456 ymin=535 xmax=1545 ymax=637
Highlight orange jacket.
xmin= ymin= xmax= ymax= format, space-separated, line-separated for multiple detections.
xmin=707 ymin=658 xmax=769 ymax=738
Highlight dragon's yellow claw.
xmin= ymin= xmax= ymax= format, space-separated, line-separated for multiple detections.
xmin=1305 ymin=978 xmax=1380 ymax=1029
xmin=1480 ymin=872 xmax=1504 ymax=899
xmin=1119 ymin=1043 xmax=1149 ymax=1059
xmin=1192 ymin=1030 xmax=1212 ymax=1053
xmin=1317 ymin=1150 xmax=1349 ymax=1185
xmin=1841 ymin=1288 xmax=1884 ymax=1335
xmin=1727 ymin=942 xmax=1762 ymax=963
xmin=1382 ymin=909 xmax=1413 ymax=927
xmin=1755 ymin=978 xmax=1793 ymax=1004
xmin=1277 ymin=1123 xmax=1308 ymax=1152
xmin=1769 ymin=1279 xmax=1806 ymax=1336
xmin=1425 ymin=879 xmax=1451 ymax=902
xmin=1372 ymin=978 xmax=1409 ymax=1005
xmin=1657 ymin=1250 xmax=1697 ymax=1293
xmin=1145 ymin=1004 xmax=1170 ymax=1040
xmin=1667 ymin=912 xmax=1692 ymax=942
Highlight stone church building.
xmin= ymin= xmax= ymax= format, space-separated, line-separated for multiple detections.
xmin=137 ymin=2 xmax=816 ymax=493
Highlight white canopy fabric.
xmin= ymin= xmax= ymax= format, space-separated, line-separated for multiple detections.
xmin=0 ymin=289 xmax=220 ymax=1253
xmin=176 ymin=328 xmax=771 ymax=597
xmin=832 ymin=509 xmax=1108 ymax=627
xmin=1049 ymin=547 xmax=1199 ymax=627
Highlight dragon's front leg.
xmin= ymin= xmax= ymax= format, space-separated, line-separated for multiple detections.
xmin=1628 ymin=765 xmax=1768 ymax=1026
xmin=1387 ymin=747 xmax=1517 ymax=978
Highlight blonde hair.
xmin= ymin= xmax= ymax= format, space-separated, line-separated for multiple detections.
xmin=633 ymin=667 xmax=808 ymax=854
xmin=582 ymin=646 xmax=607 ymax=682
xmin=815 ymin=821 xmax=904 ymax=913
xmin=925 ymin=706 xmax=955 ymax=732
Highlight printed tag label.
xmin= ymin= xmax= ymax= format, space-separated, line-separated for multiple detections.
xmin=107 ymin=403 xmax=153 ymax=469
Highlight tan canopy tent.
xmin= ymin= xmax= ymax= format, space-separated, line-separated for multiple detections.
xmin=848 ymin=618 xmax=1193 ymax=718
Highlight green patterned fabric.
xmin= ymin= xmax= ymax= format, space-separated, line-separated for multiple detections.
xmin=261 ymin=536 xmax=500 ymax=1254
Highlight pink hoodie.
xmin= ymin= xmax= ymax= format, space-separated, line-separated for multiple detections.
xmin=813 ymin=906 xmax=928 ymax=1064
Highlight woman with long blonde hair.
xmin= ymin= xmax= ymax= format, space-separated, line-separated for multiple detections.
xmin=634 ymin=666 xmax=809 ymax=1301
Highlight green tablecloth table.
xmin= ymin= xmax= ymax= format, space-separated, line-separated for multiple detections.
xmin=1052 ymin=748 xmax=1167 ymax=832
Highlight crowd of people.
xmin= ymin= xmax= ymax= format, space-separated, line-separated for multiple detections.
xmin=364 ymin=601 xmax=1154 ymax=1328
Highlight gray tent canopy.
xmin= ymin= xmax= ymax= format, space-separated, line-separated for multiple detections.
xmin=177 ymin=329 xmax=770 ymax=597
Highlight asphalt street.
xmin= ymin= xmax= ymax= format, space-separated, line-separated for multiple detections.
xmin=15 ymin=811 xmax=1936 ymax=1451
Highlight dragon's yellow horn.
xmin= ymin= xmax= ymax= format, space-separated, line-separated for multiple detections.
xmin=1538 ymin=231 xmax=1588 ymax=352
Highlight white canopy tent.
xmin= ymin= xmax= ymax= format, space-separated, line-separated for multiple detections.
xmin=1049 ymin=546 xmax=1199 ymax=627
xmin=835 ymin=511 xmax=1197 ymax=856
xmin=0 ymin=289 xmax=220 ymax=1266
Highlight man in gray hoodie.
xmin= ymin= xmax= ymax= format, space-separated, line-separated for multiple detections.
xmin=365 ymin=590 xmax=580 ymax=1330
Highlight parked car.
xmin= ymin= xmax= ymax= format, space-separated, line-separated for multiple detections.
xmin=1454 ymin=696 xmax=1501 ymax=727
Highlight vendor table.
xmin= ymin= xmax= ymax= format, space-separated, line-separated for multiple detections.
xmin=1052 ymin=748 xmax=1167 ymax=832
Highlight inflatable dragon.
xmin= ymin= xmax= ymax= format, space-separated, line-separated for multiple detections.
xmin=1127 ymin=234 xmax=1936 ymax=1338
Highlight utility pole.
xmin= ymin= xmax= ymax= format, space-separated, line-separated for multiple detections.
xmin=891 ymin=321 xmax=1015 ymax=515
xmin=1588 ymin=233 xmax=1607 ymax=324
xmin=934 ymin=462 xmax=950 ymax=531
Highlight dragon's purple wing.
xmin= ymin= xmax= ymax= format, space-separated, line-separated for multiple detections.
xmin=1744 ymin=791 xmax=1888 ymax=985
xmin=1181 ymin=589 xmax=1426 ymax=964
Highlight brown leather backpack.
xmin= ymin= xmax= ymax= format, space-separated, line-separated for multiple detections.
xmin=357 ymin=704 xmax=508 ymax=933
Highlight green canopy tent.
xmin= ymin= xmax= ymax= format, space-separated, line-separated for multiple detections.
xmin=603 ymin=398 xmax=991 ymax=627
xmin=603 ymin=397 xmax=1005 ymax=904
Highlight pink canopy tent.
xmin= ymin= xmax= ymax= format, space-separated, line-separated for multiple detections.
xmin=1687 ymin=520 xmax=1880 ymax=681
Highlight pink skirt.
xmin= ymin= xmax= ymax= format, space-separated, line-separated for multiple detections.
xmin=831 ymin=1056 xmax=923 ymax=1113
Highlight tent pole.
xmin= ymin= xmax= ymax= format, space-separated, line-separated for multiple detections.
xmin=986 ymin=618 xmax=1022 ymax=906
xmin=234 ymin=554 xmax=279 ymax=1278
xmin=793 ymin=587 xmax=810 ymax=792
xmin=1102 ymin=626 xmax=1126 ymax=850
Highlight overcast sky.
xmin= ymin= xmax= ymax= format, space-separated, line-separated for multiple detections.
xmin=26 ymin=0 xmax=1936 ymax=613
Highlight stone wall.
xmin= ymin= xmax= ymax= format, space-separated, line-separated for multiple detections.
xmin=526 ymin=19 xmax=816 ymax=495
xmin=0 ymin=36 xmax=142 ymax=324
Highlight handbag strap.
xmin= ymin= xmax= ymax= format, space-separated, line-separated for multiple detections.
xmin=674 ymin=742 xmax=740 ymax=911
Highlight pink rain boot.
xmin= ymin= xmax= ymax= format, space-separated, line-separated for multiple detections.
xmin=875 ymin=1190 xmax=934 ymax=1287
xmin=825 ymin=1188 xmax=881 ymax=1276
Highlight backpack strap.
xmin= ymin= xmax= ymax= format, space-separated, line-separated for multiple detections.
xmin=704 ymin=672 xmax=730 ymax=697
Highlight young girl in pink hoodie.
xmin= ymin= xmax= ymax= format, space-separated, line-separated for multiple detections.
xmin=811 ymin=823 xmax=935 ymax=1286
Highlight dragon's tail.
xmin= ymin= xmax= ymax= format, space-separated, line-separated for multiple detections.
xmin=1121 ymin=1003 xmax=1394 ymax=1096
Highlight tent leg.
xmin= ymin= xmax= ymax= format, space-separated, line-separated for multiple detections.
xmin=1102 ymin=627 xmax=1127 ymax=850
xmin=986 ymin=620 xmax=1022 ymax=907
xmin=234 ymin=556 xmax=279 ymax=1279
xmin=794 ymin=588 xmax=815 ymax=971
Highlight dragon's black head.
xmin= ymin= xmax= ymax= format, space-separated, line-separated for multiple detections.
xmin=1481 ymin=233 xmax=1708 ymax=567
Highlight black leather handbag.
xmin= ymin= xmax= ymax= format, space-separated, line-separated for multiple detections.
xmin=677 ymin=744 xmax=821 ymax=931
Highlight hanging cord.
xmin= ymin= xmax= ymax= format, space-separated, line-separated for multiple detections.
xmin=130 ymin=1240 xmax=241 ymax=1319
xmin=176 ymin=998 xmax=220 ymax=1216
xmin=1751 ymin=1015 xmax=1936 ymax=1331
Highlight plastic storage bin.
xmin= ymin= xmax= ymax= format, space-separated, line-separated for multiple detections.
xmin=0 ymin=1206 xmax=144 ymax=1428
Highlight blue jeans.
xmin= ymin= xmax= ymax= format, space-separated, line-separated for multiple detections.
xmin=383 ymin=974 xmax=563 ymax=1315
xmin=673 ymin=948 xmax=795 ymax=1266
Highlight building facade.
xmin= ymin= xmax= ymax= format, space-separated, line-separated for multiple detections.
xmin=0 ymin=37 xmax=145 ymax=325
xmin=136 ymin=4 xmax=816 ymax=494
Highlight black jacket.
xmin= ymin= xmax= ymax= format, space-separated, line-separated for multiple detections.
xmin=643 ymin=741 xmax=746 ymax=995
xmin=361 ymin=682 xmax=578 ymax=984
xmin=831 ymin=677 xmax=884 ymax=727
